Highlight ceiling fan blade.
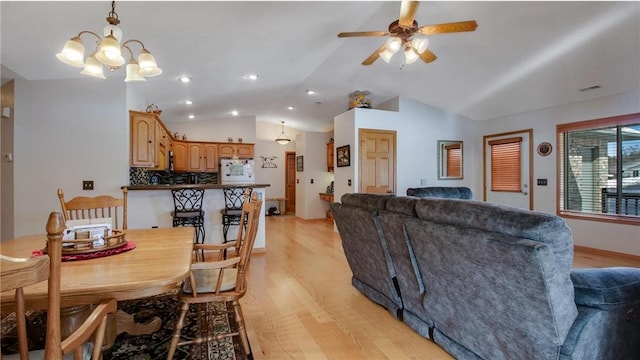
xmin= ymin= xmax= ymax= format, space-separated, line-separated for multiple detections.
xmin=399 ymin=0 xmax=420 ymax=27
xmin=362 ymin=44 xmax=387 ymax=66
xmin=418 ymin=20 xmax=478 ymax=35
xmin=420 ymin=49 xmax=437 ymax=63
xmin=338 ymin=31 xmax=389 ymax=38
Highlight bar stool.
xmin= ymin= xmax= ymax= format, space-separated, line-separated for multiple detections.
xmin=220 ymin=187 xmax=253 ymax=244
xmin=171 ymin=188 xmax=205 ymax=245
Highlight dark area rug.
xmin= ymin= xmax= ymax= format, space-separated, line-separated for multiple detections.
xmin=1 ymin=292 xmax=247 ymax=360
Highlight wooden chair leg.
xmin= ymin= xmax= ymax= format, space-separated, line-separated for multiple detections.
xmin=15 ymin=288 xmax=29 ymax=360
xmin=232 ymin=300 xmax=251 ymax=356
xmin=167 ymin=301 xmax=190 ymax=360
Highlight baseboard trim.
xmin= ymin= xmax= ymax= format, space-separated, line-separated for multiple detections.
xmin=574 ymin=245 xmax=640 ymax=261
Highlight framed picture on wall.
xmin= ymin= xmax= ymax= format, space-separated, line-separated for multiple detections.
xmin=336 ymin=145 xmax=351 ymax=167
xmin=296 ymin=156 xmax=304 ymax=172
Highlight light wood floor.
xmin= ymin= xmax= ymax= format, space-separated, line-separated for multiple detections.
xmin=242 ymin=216 xmax=639 ymax=360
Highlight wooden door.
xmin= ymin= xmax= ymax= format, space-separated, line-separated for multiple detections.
xmin=285 ymin=152 xmax=296 ymax=214
xmin=172 ymin=141 xmax=188 ymax=172
xmin=130 ymin=112 xmax=155 ymax=167
xmin=202 ymin=143 xmax=219 ymax=172
xmin=188 ymin=143 xmax=203 ymax=171
xmin=359 ymin=129 xmax=396 ymax=194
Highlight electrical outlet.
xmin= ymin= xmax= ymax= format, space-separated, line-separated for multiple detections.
xmin=310 ymin=179 xmax=314 ymax=184
xmin=82 ymin=180 xmax=94 ymax=190
xmin=348 ymin=179 xmax=352 ymax=186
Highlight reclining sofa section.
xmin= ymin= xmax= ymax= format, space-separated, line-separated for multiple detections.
xmin=331 ymin=193 xmax=640 ymax=360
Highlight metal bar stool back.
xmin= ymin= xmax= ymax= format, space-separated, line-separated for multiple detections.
xmin=220 ymin=187 xmax=253 ymax=244
xmin=171 ymin=188 xmax=206 ymax=244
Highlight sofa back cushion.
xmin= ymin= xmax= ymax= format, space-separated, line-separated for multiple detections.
xmin=406 ymin=187 xmax=473 ymax=199
xmin=407 ymin=198 xmax=578 ymax=359
xmin=331 ymin=194 xmax=401 ymax=311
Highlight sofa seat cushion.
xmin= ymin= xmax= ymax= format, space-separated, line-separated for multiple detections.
xmin=571 ymin=267 xmax=640 ymax=310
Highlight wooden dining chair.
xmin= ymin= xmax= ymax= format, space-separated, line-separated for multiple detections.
xmin=0 ymin=212 xmax=117 ymax=360
xmin=57 ymin=188 xmax=128 ymax=230
xmin=166 ymin=196 xmax=262 ymax=360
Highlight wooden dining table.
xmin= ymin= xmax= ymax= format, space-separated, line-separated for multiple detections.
xmin=0 ymin=226 xmax=194 ymax=341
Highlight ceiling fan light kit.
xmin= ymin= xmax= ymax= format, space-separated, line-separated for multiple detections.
xmin=56 ymin=1 xmax=161 ymax=81
xmin=337 ymin=0 xmax=477 ymax=66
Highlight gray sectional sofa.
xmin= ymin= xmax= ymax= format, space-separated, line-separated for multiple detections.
xmin=331 ymin=193 xmax=640 ymax=360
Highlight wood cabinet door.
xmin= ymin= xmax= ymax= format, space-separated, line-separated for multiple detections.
xmin=219 ymin=144 xmax=235 ymax=158
xmin=236 ymin=144 xmax=254 ymax=158
xmin=130 ymin=113 xmax=155 ymax=167
xmin=202 ymin=143 xmax=219 ymax=172
xmin=327 ymin=143 xmax=334 ymax=172
xmin=188 ymin=143 xmax=203 ymax=171
xmin=172 ymin=141 xmax=188 ymax=172
xmin=155 ymin=122 xmax=169 ymax=170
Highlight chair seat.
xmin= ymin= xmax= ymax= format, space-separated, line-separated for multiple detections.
xmin=220 ymin=209 xmax=242 ymax=216
xmin=182 ymin=268 xmax=237 ymax=294
xmin=172 ymin=210 xmax=205 ymax=218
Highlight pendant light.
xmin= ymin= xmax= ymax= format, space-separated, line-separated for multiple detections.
xmin=275 ymin=121 xmax=291 ymax=145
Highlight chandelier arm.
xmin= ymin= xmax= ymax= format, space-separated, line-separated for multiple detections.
xmin=76 ymin=30 xmax=102 ymax=42
xmin=122 ymin=45 xmax=134 ymax=61
xmin=121 ymin=39 xmax=147 ymax=51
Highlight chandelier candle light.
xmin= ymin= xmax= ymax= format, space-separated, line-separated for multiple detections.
xmin=56 ymin=1 xmax=161 ymax=81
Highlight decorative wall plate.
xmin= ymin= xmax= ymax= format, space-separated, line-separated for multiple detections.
xmin=537 ymin=142 xmax=552 ymax=156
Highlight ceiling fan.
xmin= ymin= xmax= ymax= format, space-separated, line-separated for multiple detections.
xmin=337 ymin=0 xmax=477 ymax=65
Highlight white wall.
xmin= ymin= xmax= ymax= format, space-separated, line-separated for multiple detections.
xmin=295 ymin=131 xmax=333 ymax=219
xmin=165 ymin=115 xmax=256 ymax=143
xmin=478 ymin=90 xmax=640 ymax=255
xmin=333 ymin=97 xmax=479 ymax=203
xmin=254 ymin=121 xmax=297 ymax=201
xmin=13 ymin=78 xmax=128 ymax=237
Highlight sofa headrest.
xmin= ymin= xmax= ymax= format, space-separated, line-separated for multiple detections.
xmin=385 ymin=196 xmax=420 ymax=216
xmin=414 ymin=198 xmax=574 ymax=274
xmin=406 ymin=187 xmax=473 ymax=199
xmin=340 ymin=193 xmax=395 ymax=211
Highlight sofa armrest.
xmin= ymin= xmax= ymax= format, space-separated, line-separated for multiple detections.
xmin=570 ymin=267 xmax=640 ymax=310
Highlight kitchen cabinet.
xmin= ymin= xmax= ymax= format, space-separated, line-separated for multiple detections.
xmin=154 ymin=120 xmax=172 ymax=170
xmin=186 ymin=142 xmax=219 ymax=172
xmin=130 ymin=112 xmax=156 ymax=167
xmin=326 ymin=142 xmax=334 ymax=172
xmin=172 ymin=141 xmax=188 ymax=172
xmin=219 ymin=143 xmax=254 ymax=159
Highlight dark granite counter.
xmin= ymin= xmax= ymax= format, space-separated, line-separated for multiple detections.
xmin=124 ymin=183 xmax=270 ymax=191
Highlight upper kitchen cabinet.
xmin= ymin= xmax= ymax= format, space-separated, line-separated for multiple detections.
xmin=130 ymin=111 xmax=156 ymax=167
xmin=327 ymin=142 xmax=334 ymax=172
xmin=172 ymin=141 xmax=188 ymax=172
xmin=130 ymin=110 xmax=173 ymax=169
xmin=219 ymin=143 xmax=254 ymax=159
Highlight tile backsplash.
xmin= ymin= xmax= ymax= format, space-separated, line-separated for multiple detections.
xmin=129 ymin=168 xmax=218 ymax=185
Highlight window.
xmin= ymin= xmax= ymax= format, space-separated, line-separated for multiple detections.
xmin=445 ymin=144 xmax=462 ymax=177
xmin=489 ymin=137 xmax=522 ymax=192
xmin=558 ymin=113 xmax=640 ymax=224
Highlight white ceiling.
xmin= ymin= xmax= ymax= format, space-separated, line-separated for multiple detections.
xmin=2 ymin=1 xmax=639 ymax=132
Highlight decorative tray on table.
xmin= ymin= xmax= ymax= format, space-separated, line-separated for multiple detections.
xmin=49 ymin=229 xmax=128 ymax=255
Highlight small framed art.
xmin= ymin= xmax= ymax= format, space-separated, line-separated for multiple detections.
xmin=336 ymin=145 xmax=351 ymax=167
xmin=537 ymin=142 xmax=552 ymax=156
xmin=296 ymin=156 xmax=304 ymax=171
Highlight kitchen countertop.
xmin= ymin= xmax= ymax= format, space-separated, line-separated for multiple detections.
xmin=124 ymin=183 xmax=271 ymax=191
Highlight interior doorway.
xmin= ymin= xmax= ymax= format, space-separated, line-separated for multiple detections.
xmin=359 ymin=128 xmax=396 ymax=194
xmin=285 ymin=151 xmax=296 ymax=214
xmin=1 ymin=80 xmax=15 ymax=241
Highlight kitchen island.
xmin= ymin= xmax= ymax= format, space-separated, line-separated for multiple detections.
xmin=124 ymin=183 xmax=270 ymax=251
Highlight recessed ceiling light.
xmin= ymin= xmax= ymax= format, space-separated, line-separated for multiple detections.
xmin=306 ymin=90 xmax=316 ymax=95
xmin=245 ymin=74 xmax=258 ymax=80
xmin=184 ymin=100 xmax=193 ymax=105
xmin=287 ymin=106 xmax=295 ymax=110
xmin=231 ymin=110 xmax=239 ymax=116
xmin=188 ymin=114 xmax=195 ymax=119
xmin=179 ymin=76 xmax=191 ymax=83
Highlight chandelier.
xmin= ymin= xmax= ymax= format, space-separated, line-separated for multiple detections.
xmin=275 ymin=121 xmax=291 ymax=145
xmin=56 ymin=1 xmax=161 ymax=81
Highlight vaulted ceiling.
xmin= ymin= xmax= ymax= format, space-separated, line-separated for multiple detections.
xmin=2 ymin=1 xmax=638 ymax=132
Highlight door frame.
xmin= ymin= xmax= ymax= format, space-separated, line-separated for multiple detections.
xmin=482 ymin=128 xmax=534 ymax=210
